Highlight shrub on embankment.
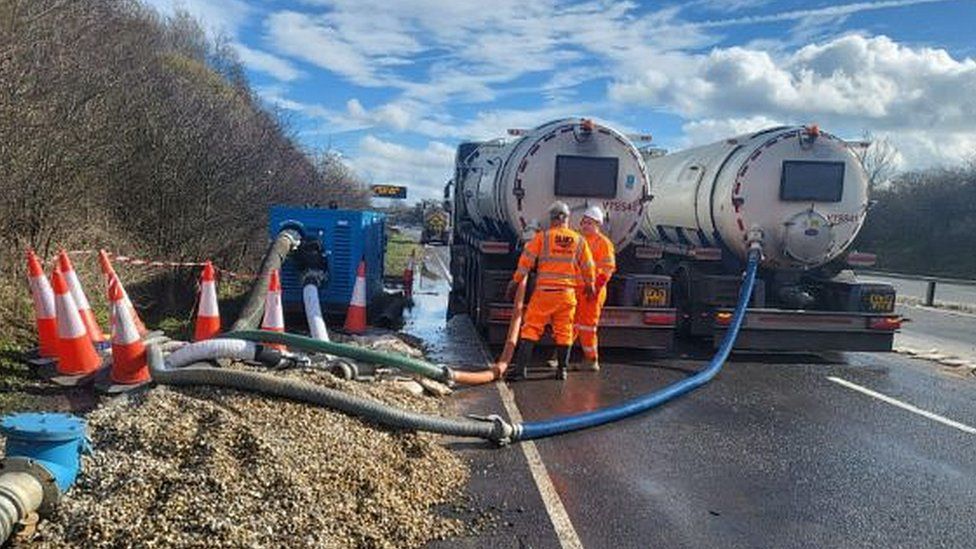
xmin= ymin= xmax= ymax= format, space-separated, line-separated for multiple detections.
xmin=0 ymin=0 xmax=369 ymax=344
xmin=855 ymin=164 xmax=976 ymax=279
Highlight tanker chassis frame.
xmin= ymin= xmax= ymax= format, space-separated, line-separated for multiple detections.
xmin=648 ymin=245 xmax=902 ymax=352
xmin=447 ymin=232 xmax=677 ymax=351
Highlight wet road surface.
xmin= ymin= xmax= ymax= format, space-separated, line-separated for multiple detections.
xmin=409 ymin=246 xmax=976 ymax=548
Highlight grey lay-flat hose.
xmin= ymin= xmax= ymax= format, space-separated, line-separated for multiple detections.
xmin=147 ymin=345 xmax=514 ymax=444
xmin=231 ymin=229 xmax=301 ymax=332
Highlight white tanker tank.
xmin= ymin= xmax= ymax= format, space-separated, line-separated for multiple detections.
xmin=642 ymin=126 xmax=870 ymax=270
xmin=455 ymin=118 xmax=649 ymax=250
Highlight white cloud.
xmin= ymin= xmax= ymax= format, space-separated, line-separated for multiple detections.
xmin=609 ymin=34 xmax=976 ymax=165
xmin=679 ymin=115 xmax=786 ymax=146
xmin=232 ymin=42 xmax=304 ymax=81
xmin=140 ymin=0 xmax=254 ymax=36
xmin=686 ymin=0 xmax=948 ymax=29
xmin=346 ymin=136 xmax=456 ymax=202
xmin=251 ymin=1 xmax=974 ymax=170
xmin=266 ymin=11 xmax=393 ymax=87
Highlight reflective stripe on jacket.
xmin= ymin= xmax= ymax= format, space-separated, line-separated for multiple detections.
xmin=513 ymin=227 xmax=595 ymax=288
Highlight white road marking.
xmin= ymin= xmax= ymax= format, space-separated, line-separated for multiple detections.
xmin=476 ymin=340 xmax=584 ymax=549
xmin=430 ymin=246 xmax=453 ymax=285
xmin=827 ymin=376 xmax=976 ymax=435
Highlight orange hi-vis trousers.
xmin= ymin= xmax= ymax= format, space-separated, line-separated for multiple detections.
xmin=574 ymin=285 xmax=607 ymax=360
xmin=520 ymin=287 xmax=577 ymax=346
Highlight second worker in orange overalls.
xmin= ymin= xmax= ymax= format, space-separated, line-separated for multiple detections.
xmin=573 ymin=205 xmax=616 ymax=371
xmin=506 ymin=201 xmax=596 ymax=381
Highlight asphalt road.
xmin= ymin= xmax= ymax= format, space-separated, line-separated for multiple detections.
xmin=410 ymin=246 xmax=976 ymax=549
xmin=894 ymin=303 xmax=976 ymax=360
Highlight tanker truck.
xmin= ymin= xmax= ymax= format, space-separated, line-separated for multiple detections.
xmin=421 ymin=203 xmax=450 ymax=245
xmin=446 ymin=118 xmax=676 ymax=350
xmin=639 ymin=125 xmax=901 ymax=351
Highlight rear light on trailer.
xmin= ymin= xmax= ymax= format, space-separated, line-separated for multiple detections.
xmin=479 ymin=241 xmax=510 ymax=254
xmin=488 ymin=307 xmax=513 ymax=322
xmin=868 ymin=316 xmax=902 ymax=331
xmin=634 ymin=245 xmax=663 ymax=260
xmin=714 ymin=311 xmax=733 ymax=326
xmin=642 ymin=311 xmax=676 ymax=326
xmin=690 ymin=247 xmax=722 ymax=261
xmin=846 ymin=252 xmax=877 ymax=268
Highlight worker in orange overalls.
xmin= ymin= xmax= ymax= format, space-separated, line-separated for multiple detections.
xmin=505 ymin=201 xmax=596 ymax=381
xmin=573 ymin=205 xmax=616 ymax=371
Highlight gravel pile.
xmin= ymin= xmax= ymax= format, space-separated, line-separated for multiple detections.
xmin=21 ymin=367 xmax=471 ymax=548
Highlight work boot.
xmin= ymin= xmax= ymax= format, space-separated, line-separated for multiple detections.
xmin=555 ymin=345 xmax=570 ymax=380
xmin=506 ymin=339 xmax=535 ymax=382
xmin=546 ymin=349 xmax=558 ymax=369
xmin=581 ymin=357 xmax=600 ymax=372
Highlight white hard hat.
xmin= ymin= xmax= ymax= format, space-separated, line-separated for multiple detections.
xmin=582 ymin=205 xmax=605 ymax=223
xmin=548 ymin=201 xmax=571 ymax=218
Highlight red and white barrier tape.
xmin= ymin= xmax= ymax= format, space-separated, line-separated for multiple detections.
xmin=60 ymin=250 xmax=257 ymax=279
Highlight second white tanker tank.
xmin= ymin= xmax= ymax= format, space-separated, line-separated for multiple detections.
xmin=642 ymin=126 xmax=870 ymax=269
xmin=455 ymin=118 xmax=649 ymax=249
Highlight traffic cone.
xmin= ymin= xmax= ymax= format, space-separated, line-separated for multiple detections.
xmin=108 ymin=276 xmax=150 ymax=385
xmin=261 ymin=269 xmax=285 ymax=350
xmin=26 ymin=250 xmax=58 ymax=358
xmin=51 ymin=269 xmax=103 ymax=377
xmin=403 ymin=250 xmax=415 ymax=300
xmin=56 ymin=250 xmax=107 ymax=346
xmin=98 ymin=250 xmax=148 ymax=336
xmin=344 ymin=259 xmax=367 ymax=334
xmin=194 ymin=261 xmax=221 ymax=341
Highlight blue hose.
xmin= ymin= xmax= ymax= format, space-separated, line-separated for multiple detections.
xmin=515 ymin=249 xmax=761 ymax=441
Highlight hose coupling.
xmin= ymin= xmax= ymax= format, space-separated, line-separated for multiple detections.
xmin=301 ymin=269 xmax=326 ymax=287
xmin=746 ymin=225 xmax=764 ymax=256
xmin=467 ymin=414 xmax=516 ymax=446
xmin=440 ymin=367 xmax=456 ymax=388
xmin=278 ymin=350 xmax=312 ymax=369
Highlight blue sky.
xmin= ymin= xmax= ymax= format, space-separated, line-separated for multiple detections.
xmin=145 ymin=0 xmax=976 ymax=202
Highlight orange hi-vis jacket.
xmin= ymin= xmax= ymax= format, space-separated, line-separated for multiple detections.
xmin=584 ymin=230 xmax=616 ymax=288
xmin=513 ymin=227 xmax=596 ymax=289
xmin=575 ymin=229 xmax=616 ymax=359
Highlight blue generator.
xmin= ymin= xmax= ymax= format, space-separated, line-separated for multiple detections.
xmin=269 ymin=206 xmax=386 ymax=315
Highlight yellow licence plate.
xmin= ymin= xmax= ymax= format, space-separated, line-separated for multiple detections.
xmin=642 ymin=287 xmax=668 ymax=307
xmin=864 ymin=293 xmax=895 ymax=312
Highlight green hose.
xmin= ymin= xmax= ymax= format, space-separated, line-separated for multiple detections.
xmin=222 ymin=330 xmax=451 ymax=383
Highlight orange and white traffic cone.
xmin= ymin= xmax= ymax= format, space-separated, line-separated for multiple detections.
xmin=98 ymin=249 xmax=148 ymax=336
xmin=344 ymin=259 xmax=367 ymax=334
xmin=26 ymin=250 xmax=58 ymax=359
xmin=194 ymin=261 xmax=221 ymax=341
xmin=56 ymin=250 xmax=107 ymax=347
xmin=403 ymin=250 xmax=415 ymax=300
xmin=261 ymin=269 xmax=285 ymax=350
xmin=51 ymin=269 xmax=103 ymax=377
xmin=108 ymin=276 xmax=150 ymax=385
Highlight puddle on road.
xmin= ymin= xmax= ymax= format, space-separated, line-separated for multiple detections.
xmin=402 ymin=247 xmax=487 ymax=369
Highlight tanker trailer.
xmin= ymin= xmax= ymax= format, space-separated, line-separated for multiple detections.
xmin=447 ymin=118 xmax=675 ymax=350
xmin=640 ymin=125 xmax=901 ymax=351
xmin=421 ymin=203 xmax=450 ymax=245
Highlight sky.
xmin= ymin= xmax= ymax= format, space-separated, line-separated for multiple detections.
xmin=143 ymin=0 xmax=976 ymax=203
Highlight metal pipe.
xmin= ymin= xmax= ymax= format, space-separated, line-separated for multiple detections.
xmin=925 ymin=281 xmax=936 ymax=306
xmin=0 ymin=472 xmax=44 ymax=543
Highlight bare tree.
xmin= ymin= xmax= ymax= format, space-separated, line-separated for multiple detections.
xmin=854 ymin=130 xmax=900 ymax=190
